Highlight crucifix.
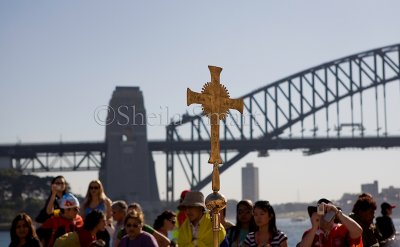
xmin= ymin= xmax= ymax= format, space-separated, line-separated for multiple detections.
xmin=187 ymin=65 xmax=244 ymax=246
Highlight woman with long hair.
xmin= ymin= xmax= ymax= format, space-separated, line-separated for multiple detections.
xmin=81 ymin=180 xmax=112 ymax=247
xmin=153 ymin=210 xmax=177 ymax=246
xmin=9 ymin=213 xmax=42 ymax=247
xmin=35 ymin=175 xmax=68 ymax=223
xmin=243 ymin=201 xmax=287 ymax=247
xmin=227 ymin=200 xmax=257 ymax=247
xmin=153 ymin=210 xmax=176 ymax=237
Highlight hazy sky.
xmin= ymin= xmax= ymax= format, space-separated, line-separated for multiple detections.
xmin=1 ymin=1 xmax=400 ymax=204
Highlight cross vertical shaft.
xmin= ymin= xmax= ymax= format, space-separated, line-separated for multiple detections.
xmin=187 ymin=65 xmax=244 ymax=247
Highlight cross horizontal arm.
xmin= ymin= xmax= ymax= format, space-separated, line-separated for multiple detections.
xmin=187 ymin=88 xmax=211 ymax=106
xmin=222 ymin=98 xmax=244 ymax=114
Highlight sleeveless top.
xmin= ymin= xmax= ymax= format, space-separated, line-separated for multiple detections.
xmin=84 ymin=200 xmax=106 ymax=216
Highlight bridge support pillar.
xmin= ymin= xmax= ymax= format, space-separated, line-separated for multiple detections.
xmin=100 ymin=87 xmax=159 ymax=204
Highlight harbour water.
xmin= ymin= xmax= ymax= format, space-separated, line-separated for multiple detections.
xmin=1 ymin=218 xmax=400 ymax=247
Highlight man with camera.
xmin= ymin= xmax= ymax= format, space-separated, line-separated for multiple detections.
xmin=298 ymin=198 xmax=363 ymax=247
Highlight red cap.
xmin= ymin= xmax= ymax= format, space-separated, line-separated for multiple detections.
xmin=180 ymin=189 xmax=190 ymax=200
xmin=381 ymin=202 xmax=396 ymax=210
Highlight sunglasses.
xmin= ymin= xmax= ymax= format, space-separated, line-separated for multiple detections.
xmin=66 ymin=207 xmax=79 ymax=212
xmin=126 ymin=223 xmax=141 ymax=228
xmin=90 ymin=186 xmax=100 ymax=190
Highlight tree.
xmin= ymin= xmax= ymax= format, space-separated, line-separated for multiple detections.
xmin=0 ymin=169 xmax=55 ymax=223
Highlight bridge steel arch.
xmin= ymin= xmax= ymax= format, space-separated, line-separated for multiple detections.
xmin=165 ymin=43 xmax=400 ymax=202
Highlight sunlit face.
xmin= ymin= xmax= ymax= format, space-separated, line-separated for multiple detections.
xmin=125 ymin=218 xmax=142 ymax=238
xmin=164 ymin=216 xmax=177 ymax=231
xmin=64 ymin=207 xmax=79 ymax=220
xmin=185 ymin=206 xmax=204 ymax=224
xmin=15 ymin=220 xmax=29 ymax=239
xmin=237 ymin=204 xmax=252 ymax=224
xmin=253 ymin=207 xmax=270 ymax=227
xmin=89 ymin=183 xmax=100 ymax=195
xmin=54 ymin=177 xmax=66 ymax=192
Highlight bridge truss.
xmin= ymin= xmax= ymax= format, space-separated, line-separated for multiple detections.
xmin=1 ymin=44 xmax=400 ymax=202
xmin=0 ymin=142 xmax=106 ymax=172
xmin=164 ymin=43 xmax=400 ymax=201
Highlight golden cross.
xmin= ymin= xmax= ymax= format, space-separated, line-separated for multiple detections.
xmin=187 ymin=65 xmax=244 ymax=247
xmin=187 ymin=65 xmax=244 ymax=165
xmin=187 ymin=65 xmax=243 ymax=247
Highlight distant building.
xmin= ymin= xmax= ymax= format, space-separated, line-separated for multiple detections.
xmin=242 ymin=163 xmax=259 ymax=202
xmin=381 ymin=186 xmax=400 ymax=200
xmin=361 ymin=180 xmax=379 ymax=198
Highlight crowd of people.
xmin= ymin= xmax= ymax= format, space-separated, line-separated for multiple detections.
xmin=8 ymin=175 xmax=398 ymax=247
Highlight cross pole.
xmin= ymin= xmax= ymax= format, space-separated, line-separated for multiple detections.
xmin=187 ymin=65 xmax=243 ymax=247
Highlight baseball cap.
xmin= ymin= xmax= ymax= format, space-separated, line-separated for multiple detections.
xmin=60 ymin=193 xmax=80 ymax=209
xmin=381 ymin=202 xmax=396 ymax=210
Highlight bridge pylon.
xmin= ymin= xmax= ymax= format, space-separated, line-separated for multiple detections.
xmin=100 ymin=87 xmax=159 ymax=204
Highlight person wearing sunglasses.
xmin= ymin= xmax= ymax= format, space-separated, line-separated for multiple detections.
xmin=153 ymin=210 xmax=177 ymax=246
xmin=35 ymin=175 xmax=68 ymax=224
xmin=37 ymin=193 xmax=84 ymax=247
xmin=114 ymin=203 xmax=170 ymax=247
xmin=119 ymin=211 xmax=158 ymax=247
xmin=81 ymin=180 xmax=113 ymax=247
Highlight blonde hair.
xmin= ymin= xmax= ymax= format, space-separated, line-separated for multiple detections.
xmin=83 ymin=180 xmax=108 ymax=209
xmin=124 ymin=211 xmax=144 ymax=226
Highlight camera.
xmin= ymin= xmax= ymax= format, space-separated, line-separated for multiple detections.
xmin=323 ymin=211 xmax=336 ymax=222
xmin=317 ymin=203 xmax=325 ymax=215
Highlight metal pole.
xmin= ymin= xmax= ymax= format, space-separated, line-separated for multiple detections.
xmin=205 ymin=162 xmax=226 ymax=247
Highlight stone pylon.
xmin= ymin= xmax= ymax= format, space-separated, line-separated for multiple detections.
xmin=100 ymin=86 xmax=159 ymax=204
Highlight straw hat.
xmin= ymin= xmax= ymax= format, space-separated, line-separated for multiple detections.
xmin=181 ymin=191 xmax=206 ymax=209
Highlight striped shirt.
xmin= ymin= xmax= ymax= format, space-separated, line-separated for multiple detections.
xmin=244 ymin=230 xmax=288 ymax=247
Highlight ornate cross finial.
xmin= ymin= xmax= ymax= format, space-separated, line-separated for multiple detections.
xmin=187 ymin=65 xmax=244 ymax=165
xmin=186 ymin=65 xmax=244 ymax=247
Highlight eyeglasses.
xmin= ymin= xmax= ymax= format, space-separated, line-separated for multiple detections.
xmin=90 ymin=186 xmax=100 ymax=190
xmin=126 ymin=223 xmax=141 ymax=228
xmin=169 ymin=219 xmax=176 ymax=224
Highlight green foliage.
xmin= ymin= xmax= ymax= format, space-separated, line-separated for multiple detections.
xmin=0 ymin=169 xmax=54 ymax=224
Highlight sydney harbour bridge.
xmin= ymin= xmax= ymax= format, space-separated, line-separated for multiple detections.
xmin=1 ymin=43 xmax=400 ymax=203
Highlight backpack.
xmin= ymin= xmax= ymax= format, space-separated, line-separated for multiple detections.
xmin=53 ymin=231 xmax=80 ymax=247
